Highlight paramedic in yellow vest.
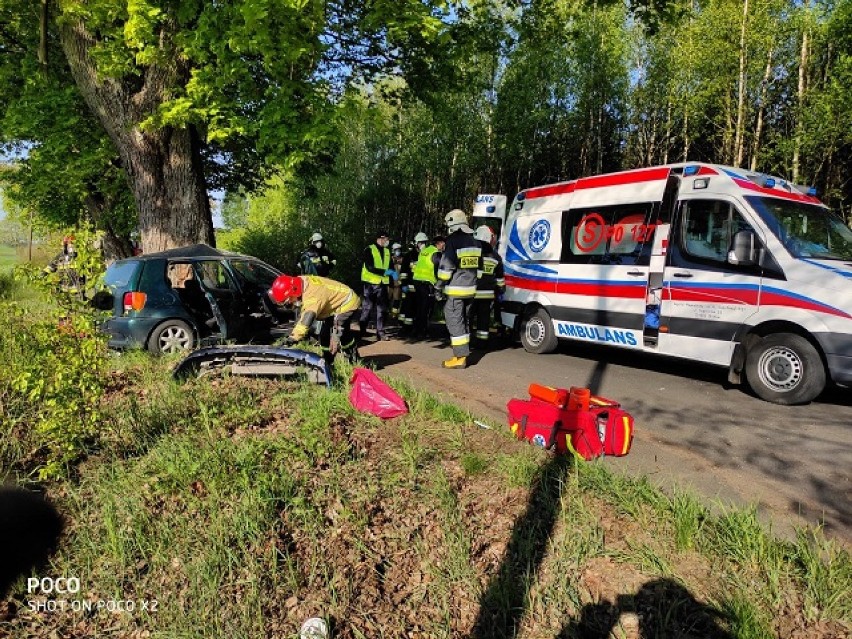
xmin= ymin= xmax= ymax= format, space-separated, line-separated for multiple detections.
xmin=269 ymin=274 xmax=361 ymax=367
xmin=412 ymin=234 xmax=444 ymax=339
xmin=472 ymin=225 xmax=505 ymax=348
xmin=359 ymin=230 xmax=396 ymax=341
xmin=435 ymin=210 xmax=481 ymax=369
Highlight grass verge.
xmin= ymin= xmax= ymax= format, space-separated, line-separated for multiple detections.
xmin=0 ymin=351 xmax=848 ymax=638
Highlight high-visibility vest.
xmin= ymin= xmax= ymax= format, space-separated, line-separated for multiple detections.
xmin=360 ymin=244 xmax=390 ymax=284
xmin=412 ymin=245 xmax=438 ymax=284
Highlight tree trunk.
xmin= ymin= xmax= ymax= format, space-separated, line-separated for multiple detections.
xmin=57 ymin=16 xmax=213 ymax=254
xmin=734 ymin=0 xmax=749 ymax=168
xmin=750 ymin=47 xmax=773 ymax=171
xmin=793 ymin=26 xmax=809 ymax=183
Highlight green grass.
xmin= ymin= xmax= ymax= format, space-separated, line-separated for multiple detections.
xmin=0 ymin=315 xmax=850 ymax=638
xmin=0 ymin=243 xmax=18 ymax=270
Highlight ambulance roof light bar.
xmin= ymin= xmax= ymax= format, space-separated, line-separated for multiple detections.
xmin=791 ymin=183 xmax=818 ymax=196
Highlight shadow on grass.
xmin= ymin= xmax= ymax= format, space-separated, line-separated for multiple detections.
xmin=471 ymin=454 xmax=573 ymax=638
xmin=0 ymin=487 xmax=63 ymax=598
xmin=556 ymin=577 xmax=733 ymax=638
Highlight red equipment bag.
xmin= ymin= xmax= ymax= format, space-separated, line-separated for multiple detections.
xmin=554 ymin=409 xmax=604 ymax=460
xmin=507 ymin=398 xmax=562 ymax=450
xmin=348 ymin=368 xmax=409 ymax=419
xmin=591 ymin=407 xmax=635 ymax=456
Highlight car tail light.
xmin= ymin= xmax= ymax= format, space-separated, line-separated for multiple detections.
xmin=123 ymin=291 xmax=147 ymax=313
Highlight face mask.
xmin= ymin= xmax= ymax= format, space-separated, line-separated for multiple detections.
xmin=313 ymin=241 xmax=323 ymax=249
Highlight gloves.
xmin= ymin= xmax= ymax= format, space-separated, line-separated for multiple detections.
xmin=385 ymin=269 xmax=399 ymax=281
xmin=403 ymin=285 xmax=412 ymax=294
xmin=434 ymin=289 xmax=445 ymax=302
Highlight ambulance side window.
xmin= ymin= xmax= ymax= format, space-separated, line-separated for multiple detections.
xmin=673 ymin=200 xmax=784 ymax=277
xmin=561 ymin=203 xmax=657 ymax=265
xmin=681 ymin=201 xmax=755 ymax=264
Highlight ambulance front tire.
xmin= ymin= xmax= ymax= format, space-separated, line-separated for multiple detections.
xmin=520 ymin=308 xmax=558 ymax=354
xmin=745 ymin=333 xmax=825 ymax=405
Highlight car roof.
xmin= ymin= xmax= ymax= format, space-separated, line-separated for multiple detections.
xmin=132 ymin=243 xmax=248 ymax=261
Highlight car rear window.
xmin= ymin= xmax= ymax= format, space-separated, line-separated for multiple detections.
xmin=104 ymin=261 xmax=140 ymax=289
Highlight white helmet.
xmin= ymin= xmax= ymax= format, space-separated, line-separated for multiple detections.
xmin=310 ymin=232 xmax=323 ymax=243
xmin=414 ymin=232 xmax=429 ymax=244
xmin=391 ymin=242 xmax=402 ymax=251
xmin=474 ymin=225 xmax=494 ymax=243
xmin=445 ymin=209 xmax=468 ymax=228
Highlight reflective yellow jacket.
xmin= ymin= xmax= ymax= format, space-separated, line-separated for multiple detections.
xmin=292 ymin=276 xmax=361 ymax=340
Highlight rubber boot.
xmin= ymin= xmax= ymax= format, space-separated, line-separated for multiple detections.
xmin=441 ymin=356 xmax=467 ymax=369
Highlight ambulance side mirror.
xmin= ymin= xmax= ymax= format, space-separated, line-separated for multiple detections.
xmin=728 ymin=230 xmax=758 ymax=266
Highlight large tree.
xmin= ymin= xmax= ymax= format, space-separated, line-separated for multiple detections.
xmin=1 ymin=0 xmax=455 ymax=253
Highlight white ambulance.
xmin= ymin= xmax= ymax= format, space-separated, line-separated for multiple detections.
xmin=475 ymin=163 xmax=852 ymax=405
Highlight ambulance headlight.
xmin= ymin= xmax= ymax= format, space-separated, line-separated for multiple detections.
xmin=693 ymin=178 xmax=709 ymax=189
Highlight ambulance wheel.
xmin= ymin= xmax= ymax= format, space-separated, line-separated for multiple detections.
xmin=148 ymin=320 xmax=195 ymax=355
xmin=520 ymin=308 xmax=558 ymax=354
xmin=745 ymin=333 xmax=825 ymax=405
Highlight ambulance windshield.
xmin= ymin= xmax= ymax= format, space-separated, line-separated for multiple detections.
xmin=747 ymin=196 xmax=852 ymax=261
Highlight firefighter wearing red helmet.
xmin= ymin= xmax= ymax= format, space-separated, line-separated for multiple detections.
xmin=269 ymin=274 xmax=361 ymax=365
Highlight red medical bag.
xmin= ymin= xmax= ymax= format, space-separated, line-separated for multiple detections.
xmin=591 ymin=407 xmax=634 ymax=457
xmin=553 ymin=409 xmax=604 ymax=459
xmin=507 ymin=389 xmax=635 ymax=460
xmin=507 ymin=398 xmax=561 ymax=449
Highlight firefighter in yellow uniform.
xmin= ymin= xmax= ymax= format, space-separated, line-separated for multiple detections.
xmin=435 ymin=210 xmax=481 ymax=369
xmin=269 ymin=274 xmax=361 ymax=367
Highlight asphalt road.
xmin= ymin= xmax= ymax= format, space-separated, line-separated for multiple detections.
xmin=359 ymin=328 xmax=852 ymax=545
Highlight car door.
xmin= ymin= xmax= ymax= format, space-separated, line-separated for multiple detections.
xmin=658 ymin=197 xmax=765 ymax=365
xmin=193 ymin=260 xmax=246 ymax=340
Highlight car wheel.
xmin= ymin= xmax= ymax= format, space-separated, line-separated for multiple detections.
xmin=745 ymin=333 xmax=825 ymax=405
xmin=520 ymin=307 xmax=558 ymax=354
xmin=148 ymin=320 xmax=196 ymax=355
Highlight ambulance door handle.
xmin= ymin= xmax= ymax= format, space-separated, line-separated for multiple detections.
xmin=627 ymin=270 xmax=645 ymax=277
xmin=672 ymin=272 xmax=693 ymax=278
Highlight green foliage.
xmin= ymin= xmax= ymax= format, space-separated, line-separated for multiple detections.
xmin=0 ymin=302 xmax=108 ymax=480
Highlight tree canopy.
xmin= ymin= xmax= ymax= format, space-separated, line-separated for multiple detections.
xmin=0 ymin=0 xmax=849 ymax=266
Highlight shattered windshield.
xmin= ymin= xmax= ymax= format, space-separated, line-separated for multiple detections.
xmin=746 ymin=196 xmax=852 ymax=261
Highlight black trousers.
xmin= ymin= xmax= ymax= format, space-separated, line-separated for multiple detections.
xmin=359 ymin=283 xmax=388 ymax=336
xmin=413 ymin=281 xmax=435 ymax=336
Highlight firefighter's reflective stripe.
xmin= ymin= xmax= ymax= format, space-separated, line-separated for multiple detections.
xmin=437 ymin=268 xmax=453 ymax=281
xmin=450 ymin=333 xmax=470 ymax=346
xmin=476 ymin=330 xmax=490 ymax=340
xmin=474 ymin=289 xmax=495 ymax=299
xmin=413 ymin=246 xmax=438 ymax=283
xmin=361 ymin=245 xmax=390 ymax=284
xmin=446 ymin=284 xmax=477 ymax=297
